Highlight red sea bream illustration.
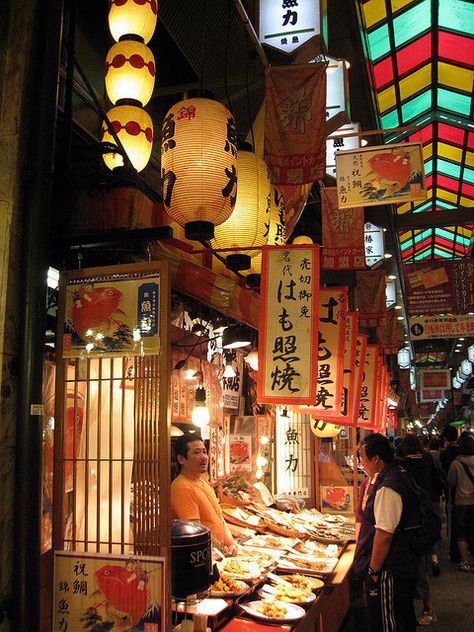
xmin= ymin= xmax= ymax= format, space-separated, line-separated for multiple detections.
xmin=366 ymin=149 xmax=412 ymax=198
xmin=92 ymin=563 xmax=149 ymax=629
xmin=71 ymin=286 xmax=124 ymax=342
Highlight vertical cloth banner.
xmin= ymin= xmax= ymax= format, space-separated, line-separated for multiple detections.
xmin=376 ymin=308 xmax=399 ymax=355
xmin=356 ymin=270 xmax=388 ymax=327
xmin=264 ymin=63 xmax=327 ymax=185
xmin=321 ymin=188 xmax=366 ymax=270
xmin=258 ymin=244 xmax=320 ymax=403
xmin=297 ymin=286 xmax=348 ymax=417
xmin=336 ymin=312 xmax=359 ymax=427
xmin=351 ymin=334 xmax=368 ymax=425
xmin=358 ymin=344 xmax=379 ymax=430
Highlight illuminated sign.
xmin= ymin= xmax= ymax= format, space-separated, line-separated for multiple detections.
xmin=259 ymin=0 xmax=322 ymax=54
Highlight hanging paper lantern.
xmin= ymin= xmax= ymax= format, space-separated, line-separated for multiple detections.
xmin=105 ymin=40 xmax=155 ymax=106
xmin=310 ymin=419 xmax=341 ymax=438
xmin=102 ymin=105 xmax=153 ymax=172
xmin=212 ymin=143 xmax=270 ymax=271
xmin=292 ymin=235 xmax=313 ymax=244
xmin=246 ymin=184 xmax=286 ymax=285
xmin=397 ymin=348 xmax=411 ymax=369
xmin=161 ymin=94 xmax=237 ymax=241
xmin=108 ymin=0 xmax=158 ymax=44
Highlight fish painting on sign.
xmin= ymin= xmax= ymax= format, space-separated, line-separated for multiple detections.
xmin=335 ymin=142 xmax=426 ymax=208
xmin=62 ymin=275 xmax=161 ymax=357
xmin=53 ymin=552 xmax=165 ymax=632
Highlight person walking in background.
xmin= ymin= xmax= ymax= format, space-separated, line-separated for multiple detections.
xmin=353 ymin=433 xmax=420 ymax=632
xmin=447 ymin=433 xmax=474 ymax=572
xmin=428 ymin=436 xmax=448 ymax=575
xmin=397 ymin=434 xmax=444 ymax=626
xmin=440 ymin=425 xmax=461 ymax=562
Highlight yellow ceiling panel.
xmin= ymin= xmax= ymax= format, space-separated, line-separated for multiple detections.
xmin=397 ymin=202 xmax=412 ymax=214
xmin=438 ymin=62 xmax=474 ymax=93
xmin=362 ymin=0 xmax=387 ymax=28
xmin=399 ymin=64 xmax=431 ymax=101
xmin=437 ymin=142 xmax=463 ymax=163
xmin=399 ymin=231 xmax=412 ymax=244
xmin=465 ymin=151 xmax=474 ymax=168
xmin=422 ymin=143 xmax=433 ymax=160
xmin=391 ymin=0 xmax=414 ymax=12
xmin=377 ymin=85 xmax=397 ymax=113
xmin=437 ymin=189 xmax=458 ymax=204
xmin=460 ymin=196 xmax=474 ymax=207
xmin=426 ymin=188 xmax=433 ymax=199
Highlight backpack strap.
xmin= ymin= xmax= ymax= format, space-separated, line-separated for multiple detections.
xmin=459 ymin=461 xmax=474 ymax=486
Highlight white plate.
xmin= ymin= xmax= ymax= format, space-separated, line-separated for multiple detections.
xmin=210 ymin=578 xmax=249 ymax=598
xmin=277 ymin=556 xmax=337 ymax=576
xmin=216 ymin=559 xmax=262 ymax=582
xmin=240 ymin=600 xmax=306 ymax=622
xmin=258 ymin=584 xmax=316 ymax=605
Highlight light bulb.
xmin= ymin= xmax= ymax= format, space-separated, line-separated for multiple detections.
xmin=245 ymin=350 xmax=259 ymax=371
xmin=256 ymin=455 xmax=268 ymax=467
xmin=223 ymin=364 xmax=236 ymax=378
xmin=192 ymin=403 xmax=210 ymax=427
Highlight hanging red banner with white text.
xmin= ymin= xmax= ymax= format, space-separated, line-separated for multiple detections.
xmin=357 ymin=344 xmax=379 ymax=430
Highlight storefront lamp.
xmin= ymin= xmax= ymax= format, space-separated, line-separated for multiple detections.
xmin=192 ymin=386 xmax=210 ymax=428
xmin=397 ymin=348 xmax=410 ymax=369
xmin=468 ymin=345 xmax=474 ymax=363
xmin=245 ymin=349 xmax=259 ymax=371
xmin=105 ymin=40 xmax=155 ymax=106
xmin=452 ymin=376 xmax=461 ymax=389
xmin=460 ymin=359 xmax=472 ymax=379
xmin=102 ymin=105 xmax=153 ymax=172
xmin=222 ymin=326 xmax=251 ymax=349
xmin=292 ymin=235 xmax=313 ymax=244
xmin=161 ymin=94 xmax=237 ymax=241
xmin=212 ymin=142 xmax=270 ymax=271
xmin=108 ymin=0 xmax=157 ymax=44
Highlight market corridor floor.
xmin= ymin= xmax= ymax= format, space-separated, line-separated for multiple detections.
xmin=342 ymin=535 xmax=474 ymax=631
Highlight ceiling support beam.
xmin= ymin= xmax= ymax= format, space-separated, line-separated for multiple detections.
xmin=365 ymin=207 xmax=474 ymax=230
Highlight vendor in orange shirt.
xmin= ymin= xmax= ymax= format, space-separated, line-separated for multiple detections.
xmin=171 ymin=433 xmax=237 ymax=556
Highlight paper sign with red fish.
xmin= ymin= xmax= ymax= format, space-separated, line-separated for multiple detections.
xmin=62 ymin=273 xmax=161 ymax=358
xmin=335 ymin=142 xmax=426 ymax=208
xmin=53 ymin=551 xmax=165 ymax=632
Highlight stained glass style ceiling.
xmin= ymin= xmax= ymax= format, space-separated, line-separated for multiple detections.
xmin=415 ymin=351 xmax=447 ymax=364
xmin=357 ymin=0 xmax=474 ymax=262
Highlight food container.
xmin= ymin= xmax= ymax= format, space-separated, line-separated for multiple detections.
xmin=171 ymin=520 xmax=213 ymax=599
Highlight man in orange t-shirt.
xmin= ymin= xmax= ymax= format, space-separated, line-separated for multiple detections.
xmin=171 ymin=434 xmax=237 ymax=555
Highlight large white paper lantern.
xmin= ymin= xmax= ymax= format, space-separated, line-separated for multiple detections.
xmin=212 ymin=143 xmax=270 ymax=271
xmin=105 ymin=40 xmax=155 ymax=106
xmin=161 ymin=95 xmax=238 ymax=241
xmin=108 ymin=0 xmax=158 ymax=44
xmin=102 ymin=105 xmax=153 ymax=172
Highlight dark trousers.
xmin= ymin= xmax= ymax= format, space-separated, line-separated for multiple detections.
xmin=366 ymin=570 xmax=418 ymax=632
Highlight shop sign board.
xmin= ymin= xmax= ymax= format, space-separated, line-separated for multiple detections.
xmin=259 ymin=0 xmax=323 ymax=55
xmin=420 ymin=369 xmax=451 ymax=390
xmin=53 ymin=550 xmax=165 ymax=632
xmin=335 ymin=312 xmax=359 ymax=427
xmin=258 ymin=245 xmax=320 ymax=404
xmin=404 ymin=260 xmax=474 ymax=316
xmin=357 ymin=344 xmax=379 ymax=430
xmin=335 ymin=142 xmax=426 ymax=208
xmin=364 ymin=222 xmax=385 ymax=268
xmin=351 ymin=334 xmax=368 ymax=425
xmin=420 ymin=388 xmax=448 ymax=403
xmin=410 ymin=314 xmax=474 ymax=340
xmin=63 ymin=272 xmax=161 ymax=358
xmin=275 ymin=410 xmax=311 ymax=498
xmin=222 ymin=350 xmax=244 ymax=412
xmin=229 ymin=434 xmax=252 ymax=473
xmin=297 ymin=287 xmax=347 ymax=417
xmin=326 ymin=122 xmax=360 ymax=178
xmin=321 ymin=485 xmax=354 ymax=513
xmin=324 ymin=55 xmax=349 ymax=122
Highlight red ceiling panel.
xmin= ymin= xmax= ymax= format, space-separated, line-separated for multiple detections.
xmin=438 ymin=122 xmax=466 ymax=146
xmin=373 ymin=56 xmax=394 ymax=89
xmin=437 ymin=174 xmax=460 ymax=193
xmin=438 ymin=31 xmax=474 ymax=66
xmin=461 ymin=181 xmax=474 ymax=198
xmin=409 ymin=123 xmax=433 ymax=144
xmin=396 ymin=33 xmax=432 ymax=76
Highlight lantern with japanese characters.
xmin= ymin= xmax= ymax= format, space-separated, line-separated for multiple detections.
xmin=105 ymin=40 xmax=156 ymax=106
xmin=101 ymin=105 xmax=153 ymax=172
xmin=161 ymin=93 xmax=237 ymax=241
xmin=212 ymin=142 xmax=270 ymax=271
xmin=246 ymin=184 xmax=286 ymax=286
xmin=108 ymin=0 xmax=158 ymax=44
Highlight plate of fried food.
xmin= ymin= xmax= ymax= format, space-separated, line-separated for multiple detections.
xmin=277 ymin=573 xmax=325 ymax=592
xmin=278 ymin=554 xmax=338 ymax=576
xmin=258 ymin=582 xmax=316 ymax=605
xmin=217 ymin=557 xmax=262 ymax=582
xmin=209 ymin=573 xmax=249 ymax=597
xmin=240 ymin=598 xmax=306 ymax=622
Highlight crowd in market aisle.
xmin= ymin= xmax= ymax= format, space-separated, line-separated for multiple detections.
xmin=344 ymin=427 xmax=474 ymax=632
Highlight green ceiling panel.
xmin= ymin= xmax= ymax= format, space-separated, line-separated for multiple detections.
xmin=367 ymin=23 xmax=391 ymax=61
xmin=437 ymin=88 xmax=471 ymax=116
xmin=393 ymin=0 xmax=432 ymax=48
xmin=414 ymin=200 xmax=433 ymax=213
xmin=437 ymin=158 xmax=461 ymax=179
xmin=464 ymin=166 xmax=474 ymax=185
xmin=439 ymin=0 xmax=474 ymax=36
xmin=381 ymin=109 xmax=400 ymax=129
xmin=424 ymin=159 xmax=433 ymax=176
xmin=401 ymin=90 xmax=432 ymax=121
xmin=436 ymin=200 xmax=457 ymax=210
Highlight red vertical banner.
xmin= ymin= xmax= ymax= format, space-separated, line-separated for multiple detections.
xmin=356 ymin=270 xmax=388 ymax=327
xmin=351 ymin=334 xmax=368 ymax=425
xmin=336 ymin=312 xmax=359 ymax=426
xmin=264 ymin=64 xmax=327 ymax=185
xmin=258 ymin=245 xmax=320 ymax=404
xmin=357 ymin=344 xmax=379 ymax=430
xmin=376 ymin=309 xmax=398 ymax=355
xmin=297 ymin=287 xmax=347 ymax=417
xmin=321 ymin=188 xmax=366 ymax=270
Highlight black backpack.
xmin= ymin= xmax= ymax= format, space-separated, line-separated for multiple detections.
xmin=398 ymin=473 xmax=442 ymax=557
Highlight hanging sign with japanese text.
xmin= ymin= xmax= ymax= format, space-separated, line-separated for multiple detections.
xmin=297 ymin=286 xmax=347 ymax=417
xmin=356 ymin=269 xmax=388 ymax=328
xmin=351 ymin=334 xmax=367 ymax=425
xmin=336 ymin=312 xmax=359 ymax=427
xmin=403 ymin=260 xmax=474 ymax=316
xmin=335 ymin=142 xmax=426 ymax=208
xmin=321 ymin=187 xmax=366 ymax=270
xmin=264 ymin=64 xmax=327 ymax=185
xmin=326 ymin=122 xmax=360 ymax=177
xmin=259 ymin=0 xmax=324 ymax=55
xmin=53 ymin=550 xmax=165 ymax=632
xmin=222 ymin=350 xmax=244 ymax=412
xmin=63 ymin=272 xmax=161 ymax=358
xmin=409 ymin=313 xmax=474 ymax=340
xmin=376 ymin=308 xmax=399 ymax=355
xmin=258 ymin=245 xmax=320 ymax=404
xmin=357 ymin=344 xmax=379 ymax=430
xmin=275 ymin=410 xmax=311 ymax=499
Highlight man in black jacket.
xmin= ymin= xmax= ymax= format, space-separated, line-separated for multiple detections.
xmin=353 ymin=433 xmax=420 ymax=632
